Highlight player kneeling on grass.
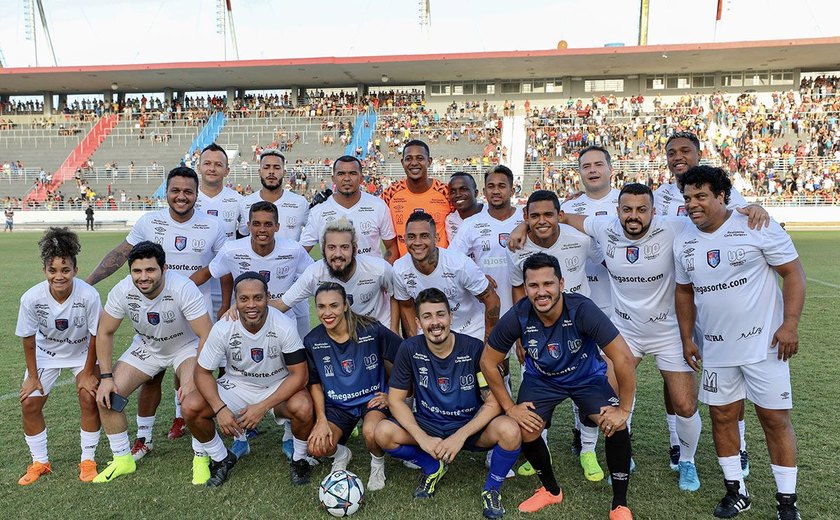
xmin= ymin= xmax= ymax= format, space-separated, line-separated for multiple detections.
xmin=480 ymin=253 xmax=637 ymax=520
xmin=16 ymin=228 xmax=103 ymax=485
xmin=304 ymin=283 xmax=403 ymax=491
xmin=374 ymin=288 xmax=522 ymax=520
xmin=93 ymin=241 xmax=212 ymax=483
xmin=183 ymin=272 xmax=315 ymax=487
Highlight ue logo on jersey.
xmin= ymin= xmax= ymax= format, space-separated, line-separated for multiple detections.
xmin=498 ymin=233 xmax=510 ymax=248
xmin=626 ymin=246 xmax=640 ymax=264
xmin=437 ymin=376 xmax=451 ymax=392
xmin=707 ymin=250 xmax=721 ymax=268
xmin=55 ymin=319 xmax=69 ymax=331
xmin=251 ymin=348 xmax=264 ymax=363
xmin=73 ymin=316 xmax=86 ymax=328
xmin=174 ymin=236 xmax=187 ymax=251
xmin=147 ymin=312 xmax=160 ymax=325
xmin=286 ymin=216 xmax=297 ymax=227
xmin=259 ymin=270 xmax=271 ymax=282
xmin=206 ymin=209 xmax=218 ymax=216
xmin=364 ymin=354 xmax=378 ymax=369
xmin=341 ymin=359 xmax=355 ymax=375
xmin=547 ymin=342 xmax=561 ymax=359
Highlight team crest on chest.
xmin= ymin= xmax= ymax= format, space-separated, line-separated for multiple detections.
xmin=174 ymin=236 xmax=187 ymax=251
xmin=206 ymin=209 xmax=218 ymax=216
xmin=341 ymin=359 xmax=355 ymax=374
xmin=707 ymin=250 xmax=721 ymax=268
xmin=251 ymin=347 xmax=264 ymax=363
xmin=55 ymin=318 xmax=69 ymax=331
xmin=437 ymin=376 xmax=451 ymax=392
xmin=547 ymin=342 xmax=561 ymax=359
xmin=626 ymin=246 xmax=639 ymax=264
xmin=147 ymin=312 xmax=160 ymax=325
xmin=498 ymin=233 xmax=510 ymax=248
xmin=677 ymin=206 xmax=687 ymax=216
xmin=259 ymin=270 xmax=271 ymax=282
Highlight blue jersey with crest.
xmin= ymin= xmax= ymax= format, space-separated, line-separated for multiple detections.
xmin=488 ymin=293 xmax=619 ymax=385
xmin=389 ymin=332 xmax=485 ymax=435
xmin=304 ymin=322 xmax=402 ymax=410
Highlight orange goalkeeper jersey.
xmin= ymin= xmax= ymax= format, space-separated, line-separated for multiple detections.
xmin=381 ymin=178 xmax=453 ymax=256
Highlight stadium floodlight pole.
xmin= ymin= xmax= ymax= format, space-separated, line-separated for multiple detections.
xmin=35 ymin=0 xmax=58 ymax=66
xmin=638 ymin=0 xmax=649 ymax=46
xmin=226 ymin=0 xmax=240 ymax=60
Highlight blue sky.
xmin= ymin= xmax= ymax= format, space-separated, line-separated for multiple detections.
xmin=1 ymin=0 xmax=837 ymax=67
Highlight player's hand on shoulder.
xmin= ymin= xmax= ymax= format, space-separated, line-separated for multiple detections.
xmin=507 ymin=222 xmax=528 ymax=252
xmin=506 ymin=402 xmax=542 ymax=433
xmin=216 ymin=305 xmax=231 ymax=322
xmin=737 ymin=204 xmax=771 ymax=229
xmin=20 ymin=375 xmax=44 ymax=402
xmin=222 ymin=306 xmax=239 ymax=322
xmin=772 ymin=321 xmax=799 ymax=361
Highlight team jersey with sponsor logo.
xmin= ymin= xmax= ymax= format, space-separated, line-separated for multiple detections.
xmin=389 ymin=332 xmax=485 ymax=435
xmin=488 ymin=293 xmax=619 ymax=384
xmin=584 ymin=215 xmax=691 ymax=347
xmin=195 ymin=187 xmax=243 ymax=239
xmin=304 ymin=322 xmax=402 ymax=409
xmin=299 ymin=193 xmax=396 ymax=258
xmin=673 ymin=212 xmax=798 ymax=367
xmin=381 ymin=179 xmax=453 ymax=256
xmin=16 ymin=279 xmax=102 ymax=369
xmin=280 ymin=255 xmax=394 ymax=326
xmin=208 ymin=237 xmax=313 ymax=319
xmin=126 ymin=210 xmax=226 ymax=313
xmin=654 ymin=182 xmax=748 ymax=217
xmin=238 ymin=190 xmax=309 ymax=240
xmin=104 ymin=271 xmax=207 ymax=357
xmin=392 ymin=248 xmax=490 ymax=340
xmin=449 ymin=208 xmax=523 ymax=315
xmin=198 ymin=307 xmax=305 ymax=389
xmin=445 ymin=206 xmax=486 ymax=244
xmin=507 ymin=224 xmax=601 ymax=297
xmin=560 ymin=189 xmax=620 ymax=312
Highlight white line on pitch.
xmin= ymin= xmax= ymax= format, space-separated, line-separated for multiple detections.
xmin=0 ymin=378 xmax=73 ymax=402
xmin=808 ymin=277 xmax=840 ymax=289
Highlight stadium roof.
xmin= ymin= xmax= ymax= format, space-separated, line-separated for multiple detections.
xmin=2 ymin=37 xmax=840 ymax=96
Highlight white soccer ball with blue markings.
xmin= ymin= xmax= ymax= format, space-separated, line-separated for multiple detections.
xmin=319 ymin=469 xmax=364 ymax=517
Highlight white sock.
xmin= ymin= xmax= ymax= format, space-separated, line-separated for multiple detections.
xmin=203 ymin=433 xmax=228 ymax=462
xmin=718 ymin=455 xmax=747 ymax=496
xmin=283 ymin=419 xmax=293 ymax=442
xmin=572 ymin=401 xmax=583 ymax=430
xmin=25 ymin=429 xmax=49 ymax=464
xmin=580 ymin=425 xmax=599 ymax=453
xmin=541 ymin=428 xmax=548 ymax=444
xmin=174 ymin=393 xmax=182 ymax=419
xmin=292 ymin=436 xmax=308 ymax=462
xmin=192 ymin=435 xmax=208 ymax=457
xmin=107 ymin=431 xmax=131 ymax=457
xmin=738 ymin=420 xmax=747 ymax=451
xmin=80 ymin=429 xmax=100 ymax=461
xmin=371 ymin=453 xmax=385 ymax=468
xmin=676 ymin=412 xmax=702 ymax=463
xmin=136 ymin=415 xmax=156 ymax=445
xmin=626 ymin=396 xmax=637 ymax=434
xmin=771 ymin=464 xmax=797 ymax=494
xmin=333 ymin=443 xmax=351 ymax=461
xmin=667 ymin=414 xmax=680 ymax=447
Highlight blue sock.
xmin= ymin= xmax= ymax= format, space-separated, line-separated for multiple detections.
xmin=385 ymin=445 xmax=440 ymax=475
xmin=485 ymin=445 xmax=521 ymax=491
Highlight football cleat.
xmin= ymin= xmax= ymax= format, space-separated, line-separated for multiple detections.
xmin=92 ymin=454 xmax=136 ymax=483
xmin=206 ymin=450 xmax=237 ymax=488
xmin=167 ymin=417 xmax=187 ymax=440
xmin=413 ymin=460 xmax=448 ymax=499
xmin=518 ymin=486 xmax=564 ymax=513
xmin=192 ymin=455 xmax=210 ymax=485
xmin=367 ymin=464 xmax=386 ymax=491
xmin=776 ymin=492 xmax=801 ymax=520
xmin=669 ymin=445 xmax=681 ymax=471
xmin=231 ymin=439 xmax=250 ymax=460
xmin=130 ymin=437 xmax=152 ymax=461
xmin=580 ymin=451 xmax=604 ymax=482
xmin=290 ymin=458 xmax=312 ymax=486
xmin=78 ymin=459 xmax=98 ymax=482
xmin=678 ymin=461 xmax=701 ymax=492
xmin=740 ymin=450 xmax=750 ymax=479
xmin=481 ymin=489 xmax=505 ymax=519
xmin=18 ymin=461 xmax=52 ymax=486
xmin=713 ymin=480 xmax=751 ymax=518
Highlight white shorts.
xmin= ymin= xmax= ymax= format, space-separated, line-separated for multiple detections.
xmin=117 ymin=339 xmax=198 ymax=377
xmin=699 ymin=355 xmax=793 ymax=409
xmin=23 ymin=365 xmax=84 ymax=397
xmin=215 ymin=377 xmax=283 ymax=414
xmin=626 ymin=338 xmax=693 ymax=373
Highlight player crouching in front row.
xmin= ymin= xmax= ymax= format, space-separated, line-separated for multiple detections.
xmin=182 ymin=272 xmax=314 ymax=487
xmin=374 ymin=288 xmax=522 ymax=520
xmin=304 ymin=283 xmax=403 ymax=491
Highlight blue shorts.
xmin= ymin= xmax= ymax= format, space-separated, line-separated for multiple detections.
xmin=517 ymin=374 xmax=618 ymax=428
xmin=387 ymin=416 xmax=488 ymax=452
xmin=326 ymin=404 xmax=389 ymax=445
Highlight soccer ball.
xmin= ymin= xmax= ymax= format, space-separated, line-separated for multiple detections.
xmin=319 ymin=469 xmax=364 ymax=517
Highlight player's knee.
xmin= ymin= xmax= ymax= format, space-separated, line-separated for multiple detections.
xmin=78 ymin=389 xmax=98 ymax=413
xmin=21 ymin=396 xmax=44 ymax=417
xmin=672 ymin=395 xmax=698 ymax=417
xmin=287 ymin=391 xmax=314 ymax=423
xmin=373 ymin=420 xmax=397 ymax=449
xmin=709 ymin=404 xmax=740 ymax=424
xmin=493 ymin=416 xmax=522 ymax=448
xmin=180 ymin=391 xmax=208 ymax=421
xmin=308 ymin=440 xmax=335 ymax=458
xmin=757 ymin=408 xmax=793 ymax=432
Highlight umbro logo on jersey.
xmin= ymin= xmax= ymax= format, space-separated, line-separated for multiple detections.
xmin=707 ymin=250 xmax=721 ymax=268
xmin=174 ymin=236 xmax=187 ymax=251
xmin=55 ymin=319 xmax=69 ymax=331
xmin=626 ymin=246 xmax=639 ymax=264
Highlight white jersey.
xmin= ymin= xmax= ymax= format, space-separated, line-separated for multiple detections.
xmin=561 ymin=189 xmax=620 ymax=312
xmin=673 ymin=212 xmax=798 ymax=367
xmin=104 ymin=271 xmax=208 ymax=357
xmin=507 ymin=224 xmax=601 ymax=297
xmin=238 ymin=190 xmax=309 ymax=240
xmin=16 ymin=279 xmax=102 ymax=369
xmin=281 ymin=255 xmax=394 ymax=326
xmin=584 ymin=215 xmax=691 ymax=347
xmin=126 ymin=210 xmax=227 ymax=313
xmin=445 ymin=206 xmax=486 ymax=243
xmin=299 ymin=192 xmax=396 ymax=257
xmin=195 ymin=186 xmax=243 ymax=239
xmin=198 ymin=307 xmax=303 ymax=389
xmin=392 ymin=248 xmax=490 ymax=340
xmin=654 ymin=182 xmax=748 ymax=217
xmin=208 ymin=237 xmax=313 ymax=319
xmin=448 ymin=208 xmax=523 ymax=315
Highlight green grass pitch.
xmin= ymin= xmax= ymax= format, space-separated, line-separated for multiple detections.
xmin=0 ymin=230 xmax=837 ymax=519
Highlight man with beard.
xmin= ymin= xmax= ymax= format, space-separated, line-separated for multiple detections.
xmin=392 ymin=211 xmax=500 ymax=343
xmin=92 ymin=242 xmax=212 ymax=483
xmin=276 ymin=218 xmax=397 ymax=330
xmin=445 ymin=171 xmax=485 ymax=243
xmin=85 ymin=167 xmax=227 ymax=466
xmin=182 ymin=272 xmax=314 ymax=487
xmin=238 ymin=149 xmax=311 ymax=336
xmin=299 ymin=155 xmax=399 ymax=263
xmin=560 ymin=183 xmax=704 ymax=492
